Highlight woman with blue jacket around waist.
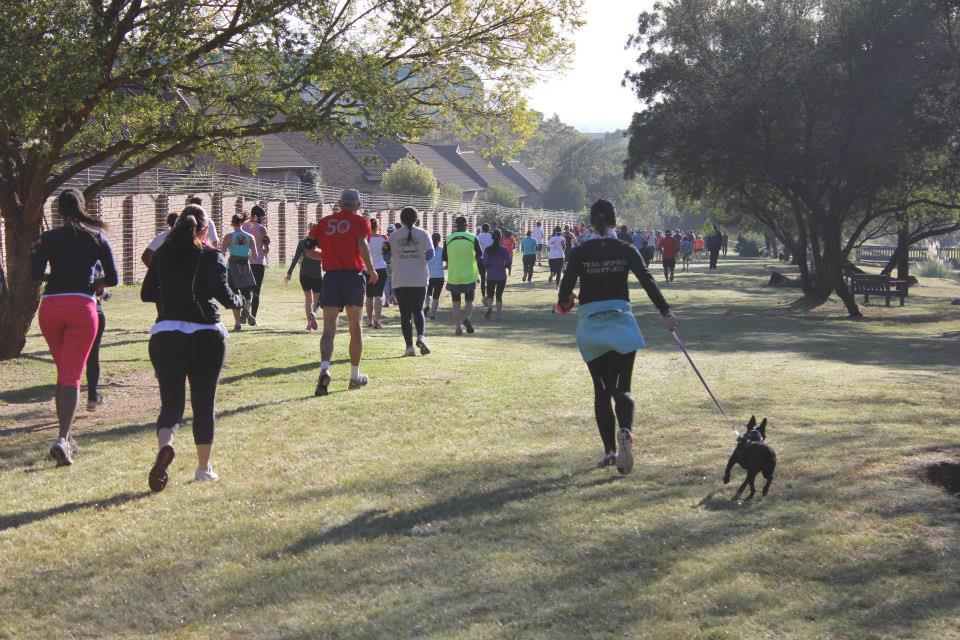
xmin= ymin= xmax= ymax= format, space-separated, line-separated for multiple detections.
xmin=556 ymin=199 xmax=677 ymax=475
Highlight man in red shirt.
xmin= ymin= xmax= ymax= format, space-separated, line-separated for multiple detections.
xmin=308 ymin=189 xmax=378 ymax=395
xmin=659 ymin=230 xmax=680 ymax=282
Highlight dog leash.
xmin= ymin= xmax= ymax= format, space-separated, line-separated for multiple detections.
xmin=671 ymin=330 xmax=740 ymax=437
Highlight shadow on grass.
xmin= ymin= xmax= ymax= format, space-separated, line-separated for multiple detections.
xmin=0 ymin=491 xmax=151 ymax=532
xmin=0 ymin=383 xmax=56 ymax=404
xmin=220 ymin=356 xmax=406 ymax=385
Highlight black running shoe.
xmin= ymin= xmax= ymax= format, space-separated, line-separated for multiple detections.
xmin=416 ymin=338 xmax=431 ymax=355
xmin=315 ymin=370 xmax=331 ymax=397
xmin=463 ymin=318 xmax=474 ymax=334
xmin=149 ymin=444 xmax=176 ymax=492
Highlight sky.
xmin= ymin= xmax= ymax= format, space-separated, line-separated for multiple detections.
xmin=526 ymin=1 xmax=656 ymax=133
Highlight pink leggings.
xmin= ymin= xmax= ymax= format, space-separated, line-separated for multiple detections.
xmin=38 ymin=296 xmax=98 ymax=388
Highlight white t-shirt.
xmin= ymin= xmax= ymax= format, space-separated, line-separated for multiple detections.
xmin=547 ymin=235 xmax=566 ymax=259
xmin=206 ymin=218 xmax=219 ymax=246
xmin=477 ymin=232 xmax=493 ymax=251
xmin=368 ymin=235 xmax=388 ymax=270
xmin=146 ymin=229 xmax=171 ymax=252
xmin=388 ymin=226 xmax=433 ymax=288
xmin=532 ymin=226 xmax=544 ymax=243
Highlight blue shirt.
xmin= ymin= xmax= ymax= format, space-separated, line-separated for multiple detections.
xmin=520 ymin=236 xmax=537 ymax=256
xmin=427 ymin=245 xmax=445 ymax=278
xmin=632 ymin=232 xmax=645 ymax=250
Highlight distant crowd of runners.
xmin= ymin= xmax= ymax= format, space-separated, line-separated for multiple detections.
xmin=28 ymin=187 xmax=731 ymax=489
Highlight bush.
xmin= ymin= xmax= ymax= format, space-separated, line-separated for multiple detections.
xmin=543 ymin=175 xmax=587 ymax=210
xmin=482 ymin=184 xmax=520 ymax=208
xmin=916 ymin=259 xmax=952 ymax=278
xmin=439 ymin=182 xmax=464 ymax=204
xmin=381 ymin=157 xmax=438 ymax=199
xmin=738 ymin=238 xmax=761 ymax=257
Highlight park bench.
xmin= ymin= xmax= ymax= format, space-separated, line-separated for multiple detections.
xmin=847 ymin=273 xmax=908 ymax=306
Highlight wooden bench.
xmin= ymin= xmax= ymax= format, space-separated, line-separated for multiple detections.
xmin=848 ymin=273 xmax=908 ymax=306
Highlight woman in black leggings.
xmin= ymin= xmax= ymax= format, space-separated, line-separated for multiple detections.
xmin=557 ymin=199 xmax=677 ymax=474
xmin=141 ymin=204 xmax=243 ymax=491
xmin=387 ymin=207 xmax=435 ymax=356
xmin=85 ymin=266 xmax=111 ymax=411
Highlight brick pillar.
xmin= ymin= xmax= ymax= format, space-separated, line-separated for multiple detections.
xmin=277 ymin=202 xmax=287 ymax=264
xmin=298 ymin=202 xmax=307 ymax=238
xmin=155 ymin=194 xmax=168 ymax=234
xmin=122 ymin=196 xmax=135 ymax=285
xmin=211 ymin=192 xmax=224 ymax=239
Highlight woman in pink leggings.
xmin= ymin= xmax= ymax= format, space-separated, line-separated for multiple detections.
xmin=30 ymin=188 xmax=118 ymax=466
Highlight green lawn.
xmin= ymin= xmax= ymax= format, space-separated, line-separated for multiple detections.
xmin=1 ymin=258 xmax=958 ymax=639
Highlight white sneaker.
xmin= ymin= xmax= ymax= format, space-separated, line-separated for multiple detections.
xmin=403 ymin=346 xmax=417 ymax=357
xmin=194 ymin=467 xmax=219 ymax=482
xmin=616 ymin=429 xmax=634 ymax=475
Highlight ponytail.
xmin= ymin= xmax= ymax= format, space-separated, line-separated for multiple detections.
xmin=400 ymin=206 xmax=418 ymax=243
xmin=590 ymin=199 xmax=615 ymax=237
xmin=58 ymin=188 xmax=106 ymax=232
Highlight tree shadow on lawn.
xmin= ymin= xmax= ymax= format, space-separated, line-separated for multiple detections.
xmin=219 ymin=357 xmax=405 ymax=385
xmin=0 ymin=490 xmax=151 ymax=532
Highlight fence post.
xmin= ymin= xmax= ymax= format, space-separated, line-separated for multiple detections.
xmin=277 ymin=202 xmax=287 ymax=264
xmin=298 ymin=202 xmax=307 ymax=238
xmin=154 ymin=194 xmax=168 ymax=234
xmin=211 ymin=192 xmax=223 ymax=240
xmin=122 ymin=196 xmax=135 ymax=285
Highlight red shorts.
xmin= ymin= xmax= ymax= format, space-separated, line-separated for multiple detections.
xmin=38 ymin=295 xmax=98 ymax=388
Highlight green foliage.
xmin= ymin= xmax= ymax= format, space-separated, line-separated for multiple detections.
xmin=543 ymin=175 xmax=587 ymax=211
xmin=482 ymin=184 xmax=520 ymax=208
xmin=381 ymin=158 xmax=438 ymax=199
xmin=917 ymin=260 xmax=952 ymax=278
xmin=439 ymin=182 xmax=464 ymax=203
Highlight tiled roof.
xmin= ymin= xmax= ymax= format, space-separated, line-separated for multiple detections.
xmin=501 ymin=161 xmax=546 ymax=194
xmin=340 ymin=133 xmax=391 ymax=181
xmin=454 ymin=149 xmax=529 ymax=198
xmin=256 ymin=134 xmax=315 ymax=170
xmin=404 ymin=143 xmax=484 ymax=193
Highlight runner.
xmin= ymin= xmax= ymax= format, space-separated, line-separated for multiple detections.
xmin=141 ymin=212 xmax=179 ymax=266
xmin=141 ymin=204 xmax=244 ymax=491
xmin=187 ymin=196 xmax=219 ymax=247
xmin=660 ymin=229 xmax=679 ymax=282
xmin=555 ymin=199 xmax=677 ymax=474
xmin=285 ymin=223 xmax=324 ymax=331
xmin=365 ymin=218 xmax=389 ymax=328
xmin=383 ymin=223 xmax=396 ymax=307
xmin=520 ymin=230 xmax=537 ymax=282
xmin=220 ymin=214 xmax=258 ymax=331
xmin=242 ymin=205 xmax=270 ymax=323
xmin=84 ymin=263 xmax=111 ymax=411
xmin=680 ymin=234 xmax=693 ymax=272
xmin=562 ymin=225 xmax=577 ymax=280
xmin=308 ymin=189 xmax=377 ymax=395
xmin=483 ymin=230 xmax=512 ymax=321
xmin=546 ymin=226 xmax=566 ymax=286
xmin=532 ymin=221 xmax=545 ymax=265
xmin=694 ymin=234 xmax=704 ymax=262
xmin=443 ymin=215 xmax=482 ymax=335
xmin=426 ymin=232 xmax=445 ymax=319
xmin=388 ymin=207 xmax=434 ymax=356
xmin=476 ymin=223 xmax=493 ymax=305
xmin=30 ymin=188 xmax=118 ymax=466
xmin=502 ymin=230 xmax=517 ymax=276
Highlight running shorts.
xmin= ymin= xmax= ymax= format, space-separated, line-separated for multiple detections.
xmin=446 ymin=282 xmax=476 ymax=303
xmin=662 ymin=258 xmax=676 ymax=269
xmin=428 ymin=277 xmax=444 ymax=299
xmin=299 ymin=274 xmax=323 ymax=294
xmin=321 ymin=270 xmax=366 ymax=308
xmin=366 ymin=268 xmax=388 ymax=297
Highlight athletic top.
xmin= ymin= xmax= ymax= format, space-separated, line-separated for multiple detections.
xmin=532 ymin=226 xmax=544 ymax=243
xmin=241 ymin=221 xmax=268 ymax=266
xmin=287 ymin=238 xmax=323 ymax=279
xmin=547 ymin=234 xmax=566 ymax=259
xmin=563 ymin=230 xmax=576 ymax=252
xmin=228 ymin=230 xmax=255 ymax=258
xmin=694 ymin=238 xmax=704 ymax=250
xmin=308 ymin=211 xmax=372 ymax=272
xmin=632 ymin=232 xmax=645 ymax=251
xmin=502 ymin=235 xmax=517 ymax=254
xmin=660 ymin=235 xmax=679 ymax=259
xmin=30 ymin=225 xmax=119 ymax=297
xmin=442 ymin=231 xmax=482 ymax=285
xmin=680 ymin=239 xmax=693 ymax=254
xmin=520 ymin=236 xmax=537 ymax=256
xmin=558 ymin=237 xmax=670 ymax=312
xmin=368 ymin=234 xmax=388 ymax=269
xmin=388 ymin=225 xmax=434 ymax=288
xmin=484 ymin=244 xmax=512 ymax=281
xmin=147 ymin=228 xmax=172 ymax=252
xmin=477 ymin=231 xmax=493 ymax=251
xmin=427 ymin=244 xmax=445 ymax=278
xmin=141 ymin=246 xmax=242 ymax=325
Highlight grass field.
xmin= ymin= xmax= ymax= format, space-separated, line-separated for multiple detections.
xmin=1 ymin=257 xmax=959 ymax=639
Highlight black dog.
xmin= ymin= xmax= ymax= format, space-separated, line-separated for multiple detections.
xmin=723 ymin=416 xmax=776 ymax=499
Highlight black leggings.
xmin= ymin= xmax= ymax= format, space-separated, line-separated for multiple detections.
xmin=149 ymin=330 xmax=226 ymax=445
xmin=586 ymin=350 xmax=637 ymax=453
xmin=478 ymin=267 xmax=487 ymax=299
xmin=85 ymin=310 xmax=105 ymax=402
xmin=488 ymin=279 xmax=506 ymax=302
xmin=394 ymin=287 xmax=427 ymax=347
xmin=250 ymin=264 xmax=266 ymax=317
xmin=522 ymin=254 xmax=535 ymax=280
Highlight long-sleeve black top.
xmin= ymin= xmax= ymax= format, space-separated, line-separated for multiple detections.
xmin=141 ymin=246 xmax=242 ymax=324
xmin=558 ymin=237 xmax=671 ymax=314
xmin=287 ymin=238 xmax=324 ymax=279
xmin=30 ymin=225 xmax=118 ymax=296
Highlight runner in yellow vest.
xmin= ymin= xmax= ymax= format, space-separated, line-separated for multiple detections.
xmin=442 ymin=215 xmax=483 ymax=335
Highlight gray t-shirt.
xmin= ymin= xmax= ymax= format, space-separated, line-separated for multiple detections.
xmin=388 ymin=226 xmax=433 ymax=288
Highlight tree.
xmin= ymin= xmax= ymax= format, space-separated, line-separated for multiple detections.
xmin=439 ymin=182 xmax=464 ymax=204
xmin=381 ymin=158 xmax=438 ymax=200
xmin=482 ymin=184 xmax=520 ymax=208
xmin=0 ymin=0 xmax=582 ymax=358
xmin=625 ymin=0 xmax=960 ymax=317
xmin=543 ymin=174 xmax=586 ymax=210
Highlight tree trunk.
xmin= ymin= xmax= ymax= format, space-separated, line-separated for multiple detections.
xmin=824 ymin=223 xmax=861 ymax=317
xmin=0 ymin=199 xmax=45 ymax=359
xmin=880 ymin=218 xmax=910 ymax=280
